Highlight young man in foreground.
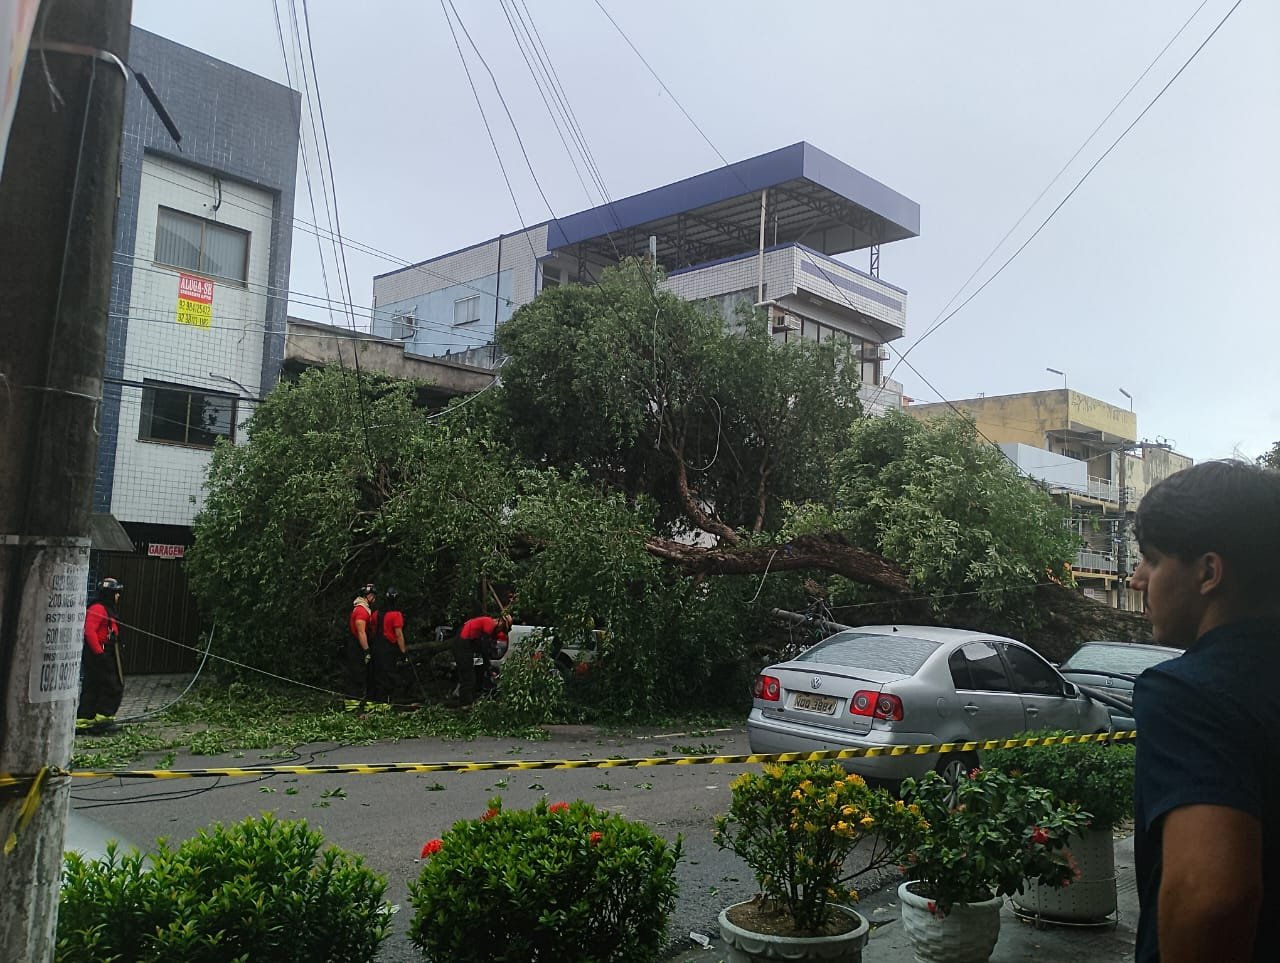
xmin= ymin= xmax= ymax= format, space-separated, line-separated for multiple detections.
xmin=1130 ymin=460 xmax=1280 ymax=962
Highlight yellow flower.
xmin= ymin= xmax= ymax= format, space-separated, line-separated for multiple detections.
xmin=791 ymin=790 xmax=803 ymax=800
xmin=841 ymin=805 xmax=856 ymax=817
xmin=848 ymin=888 xmax=860 ymax=902
xmin=860 ymin=815 xmax=875 ymax=828
xmin=804 ymin=821 xmax=818 ymax=833
xmin=763 ymin=764 xmax=784 ymax=778
xmin=908 ymin=803 xmax=921 ymax=815
xmin=895 ymin=799 xmax=905 ymax=810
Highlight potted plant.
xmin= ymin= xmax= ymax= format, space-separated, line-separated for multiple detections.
xmin=713 ymin=761 xmax=927 ymax=962
xmin=983 ymin=734 xmax=1135 ymax=921
xmin=895 ymin=766 xmax=1089 ymax=963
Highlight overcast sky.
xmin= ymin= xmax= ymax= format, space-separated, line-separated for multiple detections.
xmin=132 ymin=0 xmax=1278 ymax=463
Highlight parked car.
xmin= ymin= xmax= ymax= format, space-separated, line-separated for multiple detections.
xmin=746 ymin=625 xmax=1112 ymax=787
xmin=1058 ymin=640 xmax=1181 ymax=730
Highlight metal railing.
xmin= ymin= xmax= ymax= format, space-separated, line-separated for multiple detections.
xmin=1075 ymin=549 xmax=1117 ymax=573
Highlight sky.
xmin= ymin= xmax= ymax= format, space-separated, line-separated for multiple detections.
xmin=131 ymin=0 xmax=1279 ymax=463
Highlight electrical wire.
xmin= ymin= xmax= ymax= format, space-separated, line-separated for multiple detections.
xmin=876 ymin=0 xmax=1245 ymax=403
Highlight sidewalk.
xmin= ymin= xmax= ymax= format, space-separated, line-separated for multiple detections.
xmin=666 ymin=834 xmax=1137 ymax=963
xmin=116 ymin=673 xmax=188 ymax=721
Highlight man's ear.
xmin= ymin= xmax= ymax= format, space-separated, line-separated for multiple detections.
xmin=1197 ymin=551 xmax=1225 ymax=596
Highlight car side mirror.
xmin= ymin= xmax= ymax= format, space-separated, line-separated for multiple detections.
xmin=1063 ymin=681 xmax=1078 ymax=698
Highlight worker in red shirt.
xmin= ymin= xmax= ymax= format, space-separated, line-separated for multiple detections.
xmin=345 ymin=583 xmax=376 ymax=712
xmin=369 ymin=586 xmax=408 ymax=707
xmin=452 ymin=612 xmax=512 ymax=705
xmin=77 ymin=577 xmax=125 ymax=732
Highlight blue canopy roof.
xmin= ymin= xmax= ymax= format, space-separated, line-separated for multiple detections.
xmin=545 ymin=142 xmax=919 ymax=269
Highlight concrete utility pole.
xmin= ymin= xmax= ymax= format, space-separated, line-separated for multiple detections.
xmin=0 ymin=2 xmax=131 ymax=960
xmin=1116 ymin=450 xmax=1128 ymax=610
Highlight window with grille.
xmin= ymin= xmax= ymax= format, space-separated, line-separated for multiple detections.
xmin=154 ymin=207 xmax=249 ymax=284
xmin=139 ymin=381 xmax=236 ymax=448
xmin=454 ymin=295 xmax=482 ymax=326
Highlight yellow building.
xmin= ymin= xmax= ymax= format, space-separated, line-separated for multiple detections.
xmin=907 ymin=389 xmax=1191 ymax=610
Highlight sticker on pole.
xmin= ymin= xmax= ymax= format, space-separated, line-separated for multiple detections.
xmin=177 ymin=272 xmax=213 ymax=328
xmin=27 ymin=543 xmax=90 ymax=703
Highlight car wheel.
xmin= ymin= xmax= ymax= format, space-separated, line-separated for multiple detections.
xmin=934 ymin=752 xmax=978 ymax=806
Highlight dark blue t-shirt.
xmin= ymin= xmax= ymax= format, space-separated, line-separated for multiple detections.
xmin=1133 ymin=619 xmax=1280 ymax=962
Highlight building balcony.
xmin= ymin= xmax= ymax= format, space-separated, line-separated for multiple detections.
xmin=1075 ymin=549 xmax=1118 ymax=575
xmin=663 ymin=242 xmax=906 ymax=339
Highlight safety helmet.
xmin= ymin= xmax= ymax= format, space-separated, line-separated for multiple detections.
xmin=384 ymin=587 xmax=399 ymax=601
xmin=97 ymin=577 xmax=123 ymax=599
xmin=360 ymin=583 xmax=376 ymax=597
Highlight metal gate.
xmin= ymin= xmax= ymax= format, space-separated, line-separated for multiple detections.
xmin=94 ymin=552 xmax=202 ymax=674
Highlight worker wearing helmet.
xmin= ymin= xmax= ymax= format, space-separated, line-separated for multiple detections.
xmin=369 ymin=586 xmax=409 ymax=707
xmin=453 ymin=612 xmax=512 ymax=705
xmin=77 ymin=577 xmax=125 ymax=732
xmin=345 ymin=583 xmax=376 ymax=712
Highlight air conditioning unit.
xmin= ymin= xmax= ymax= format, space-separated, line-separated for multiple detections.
xmin=771 ymin=312 xmax=801 ymax=333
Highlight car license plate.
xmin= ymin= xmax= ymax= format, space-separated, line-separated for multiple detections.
xmin=792 ymin=692 xmax=837 ymax=714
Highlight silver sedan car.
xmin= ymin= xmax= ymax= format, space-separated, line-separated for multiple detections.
xmin=747 ymin=625 xmax=1112 ymax=785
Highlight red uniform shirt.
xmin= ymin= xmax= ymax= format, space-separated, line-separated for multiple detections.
xmin=460 ymin=616 xmax=501 ymax=640
xmin=83 ymin=602 xmax=118 ymax=655
xmin=381 ymin=610 xmax=404 ymax=643
xmin=350 ymin=599 xmax=372 ymax=638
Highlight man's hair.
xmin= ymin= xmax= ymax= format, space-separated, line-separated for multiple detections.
xmin=1134 ymin=460 xmax=1280 ymax=598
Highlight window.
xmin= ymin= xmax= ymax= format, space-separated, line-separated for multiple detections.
xmin=952 ymin=642 xmax=1011 ymax=691
xmin=454 ymin=295 xmax=482 ymax=326
xmin=391 ymin=312 xmax=416 ymax=340
xmin=542 ymin=265 xmax=561 ymax=289
xmin=155 ymin=207 xmax=249 ymax=284
xmin=139 ymin=382 xmax=236 ymax=448
xmin=796 ymin=632 xmax=939 ymax=676
xmin=999 ymin=643 xmax=1064 ymax=696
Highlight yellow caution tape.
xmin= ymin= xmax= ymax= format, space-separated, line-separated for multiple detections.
xmin=0 ymin=731 xmax=1136 ymax=788
xmin=2 ymin=766 xmax=49 ymax=855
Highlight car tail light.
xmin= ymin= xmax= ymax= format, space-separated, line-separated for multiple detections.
xmin=849 ymin=690 xmax=904 ymax=721
xmin=753 ymin=674 xmax=781 ymax=702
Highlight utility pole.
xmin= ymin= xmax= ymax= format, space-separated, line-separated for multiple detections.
xmin=0 ymin=3 xmax=131 ymax=960
xmin=1116 ymin=450 xmax=1128 ymax=611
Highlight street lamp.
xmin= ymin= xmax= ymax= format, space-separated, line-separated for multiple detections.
xmin=1118 ymin=387 xmax=1132 ymax=411
xmin=1046 ymin=367 xmax=1067 ymax=388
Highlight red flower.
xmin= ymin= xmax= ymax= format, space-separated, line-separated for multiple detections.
xmin=548 ymin=801 xmax=570 ymax=814
xmin=589 ymin=831 xmax=602 ymax=845
xmin=481 ymin=807 xmax=499 ymax=822
xmin=420 ymin=838 xmax=443 ymax=858
xmin=1030 ymin=827 xmax=1050 ymax=845
xmin=968 ymin=767 xmax=981 ymax=779
xmin=575 ymin=661 xmax=591 ymax=675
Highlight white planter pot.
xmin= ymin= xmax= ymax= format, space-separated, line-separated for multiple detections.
xmin=1012 ymin=827 xmax=1117 ymax=922
xmin=718 ymin=901 xmax=869 ymax=963
xmin=898 ymin=881 xmax=1002 ymax=963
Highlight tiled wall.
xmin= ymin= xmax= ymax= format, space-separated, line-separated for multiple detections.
xmin=94 ymin=26 xmax=299 ymax=521
xmin=109 ymin=156 xmax=276 ymax=526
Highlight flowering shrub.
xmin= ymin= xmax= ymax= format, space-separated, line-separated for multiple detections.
xmin=897 ymin=767 xmax=1089 ymax=916
xmin=56 ymin=814 xmax=390 ymax=962
xmin=409 ymin=797 xmax=682 ymax=962
xmin=714 ymin=761 xmax=927 ymax=934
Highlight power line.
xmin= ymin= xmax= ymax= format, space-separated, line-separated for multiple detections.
xmin=884 ymin=0 xmax=1244 ymax=381
xmin=591 ymin=0 xmax=729 ymax=168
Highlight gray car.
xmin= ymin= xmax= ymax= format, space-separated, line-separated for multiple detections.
xmin=1058 ymin=641 xmax=1181 ymax=730
xmin=746 ymin=625 xmax=1112 ymax=786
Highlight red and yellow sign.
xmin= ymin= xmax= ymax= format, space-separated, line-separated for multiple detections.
xmin=177 ymin=272 xmax=213 ymax=328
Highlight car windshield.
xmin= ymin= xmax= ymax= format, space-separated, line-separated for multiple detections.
xmin=1062 ymin=644 xmax=1177 ymax=675
xmin=795 ymin=632 xmax=939 ymax=675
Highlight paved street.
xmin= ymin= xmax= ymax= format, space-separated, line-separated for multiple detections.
xmin=72 ymin=711 xmax=762 ymax=960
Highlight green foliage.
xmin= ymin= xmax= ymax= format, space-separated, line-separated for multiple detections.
xmin=714 ymin=761 xmax=926 ymax=933
xmin=495 ymin=635 xmax=566 ymax=724
xmin=1260 ymin=441 xmax=1280 ymax=471
xmin=982 ymin=733 xmax=1136 ymax=830
xmin=898 ymin=767 xmax=1090 ymax=916
xmin=791 ymin=412 xmax=1079 ymax=627
xmin=496 ymin=260 xmax=861 ymax=536
xmin=56 ymin=814 xmax=390 ymax=962
xmin=188 ymin=366 xmax=515 ymax=681
xmin=409 ymin=797 xmax=682 ymax=962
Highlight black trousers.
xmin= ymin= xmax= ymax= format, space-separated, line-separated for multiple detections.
xmin=369 ymin=642 xmax=400 ymax=702
xmin=451 ymin=636 xmax=490 ymax=702
xmin=344 ymin=637 xmax=371 ymax=702
xmin=78 ymin=644 xmax=123 ymax=720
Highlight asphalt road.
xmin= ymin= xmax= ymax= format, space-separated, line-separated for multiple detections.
xmin=70 ymin=722 xmax=774 ymax=960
